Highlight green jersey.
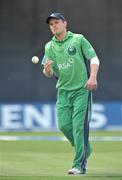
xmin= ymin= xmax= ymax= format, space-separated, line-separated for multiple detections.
xmin=44 ymin=31 xmax=97 ymax=90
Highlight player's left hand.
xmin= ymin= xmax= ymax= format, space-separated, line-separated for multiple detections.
xmin=84 ymin=77 xmax=97 ymax=91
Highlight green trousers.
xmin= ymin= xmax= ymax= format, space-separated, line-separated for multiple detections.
xmin=56 ymin=87 xmax=92 ymax=170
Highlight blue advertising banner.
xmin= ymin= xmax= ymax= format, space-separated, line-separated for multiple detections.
xmin=0 ymin=102 xmax=121 ymax=131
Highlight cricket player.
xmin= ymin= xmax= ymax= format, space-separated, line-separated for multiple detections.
xmin=42 ymin=12 xmax=100 ymax=175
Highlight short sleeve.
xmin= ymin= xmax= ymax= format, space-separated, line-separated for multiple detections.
xmin=41 ymin=42 xmax=53 ymax=66
xmin=45 ymin=42 xmax=53 ymax=60
xmin=81 ymin=36 xmax=97 ymax=60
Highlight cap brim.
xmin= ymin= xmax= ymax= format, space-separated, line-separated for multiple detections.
xmin=46 ymin=16 xmax=59 ymax=24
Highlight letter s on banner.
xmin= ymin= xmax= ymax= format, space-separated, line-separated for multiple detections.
xmin=90 ymin=104 xmax=107 ymax=129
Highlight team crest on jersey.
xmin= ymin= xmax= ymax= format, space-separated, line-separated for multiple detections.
xmin=67 ymin=46 xmax=76 ymax=55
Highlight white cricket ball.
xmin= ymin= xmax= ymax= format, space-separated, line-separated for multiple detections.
xmin=32 ymin=56 xmax=39 ymax=64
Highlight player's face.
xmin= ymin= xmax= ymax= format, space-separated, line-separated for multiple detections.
xmin=49 ymin=18 xmax=67 ymax=36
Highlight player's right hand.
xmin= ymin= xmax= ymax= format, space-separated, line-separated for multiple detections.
xmin=43 ymin=60 xmax=53 ymax=77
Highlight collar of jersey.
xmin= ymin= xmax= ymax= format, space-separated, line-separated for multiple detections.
xmin=52 ymin=31 xmax=73 ymax=42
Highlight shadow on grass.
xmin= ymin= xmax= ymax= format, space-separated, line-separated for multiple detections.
xmin=0 ymin=174 xmax=122 ymax=180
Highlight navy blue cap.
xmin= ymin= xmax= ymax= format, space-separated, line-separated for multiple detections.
xmin=46 ymin=12 xmax=66 ymax=24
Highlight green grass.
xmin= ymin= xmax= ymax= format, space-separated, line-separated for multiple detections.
xmin=0 ymin=131 xmax=122 ymax=180
xmin=0 ymin=130 xmax=121 ymax=136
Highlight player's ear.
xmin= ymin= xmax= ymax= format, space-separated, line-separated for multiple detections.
xmin=64 ymin=21 xmax=67 ymax=28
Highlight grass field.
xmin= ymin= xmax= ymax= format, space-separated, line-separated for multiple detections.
xmin=0 ymin=131 xmax=122 ymax=180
